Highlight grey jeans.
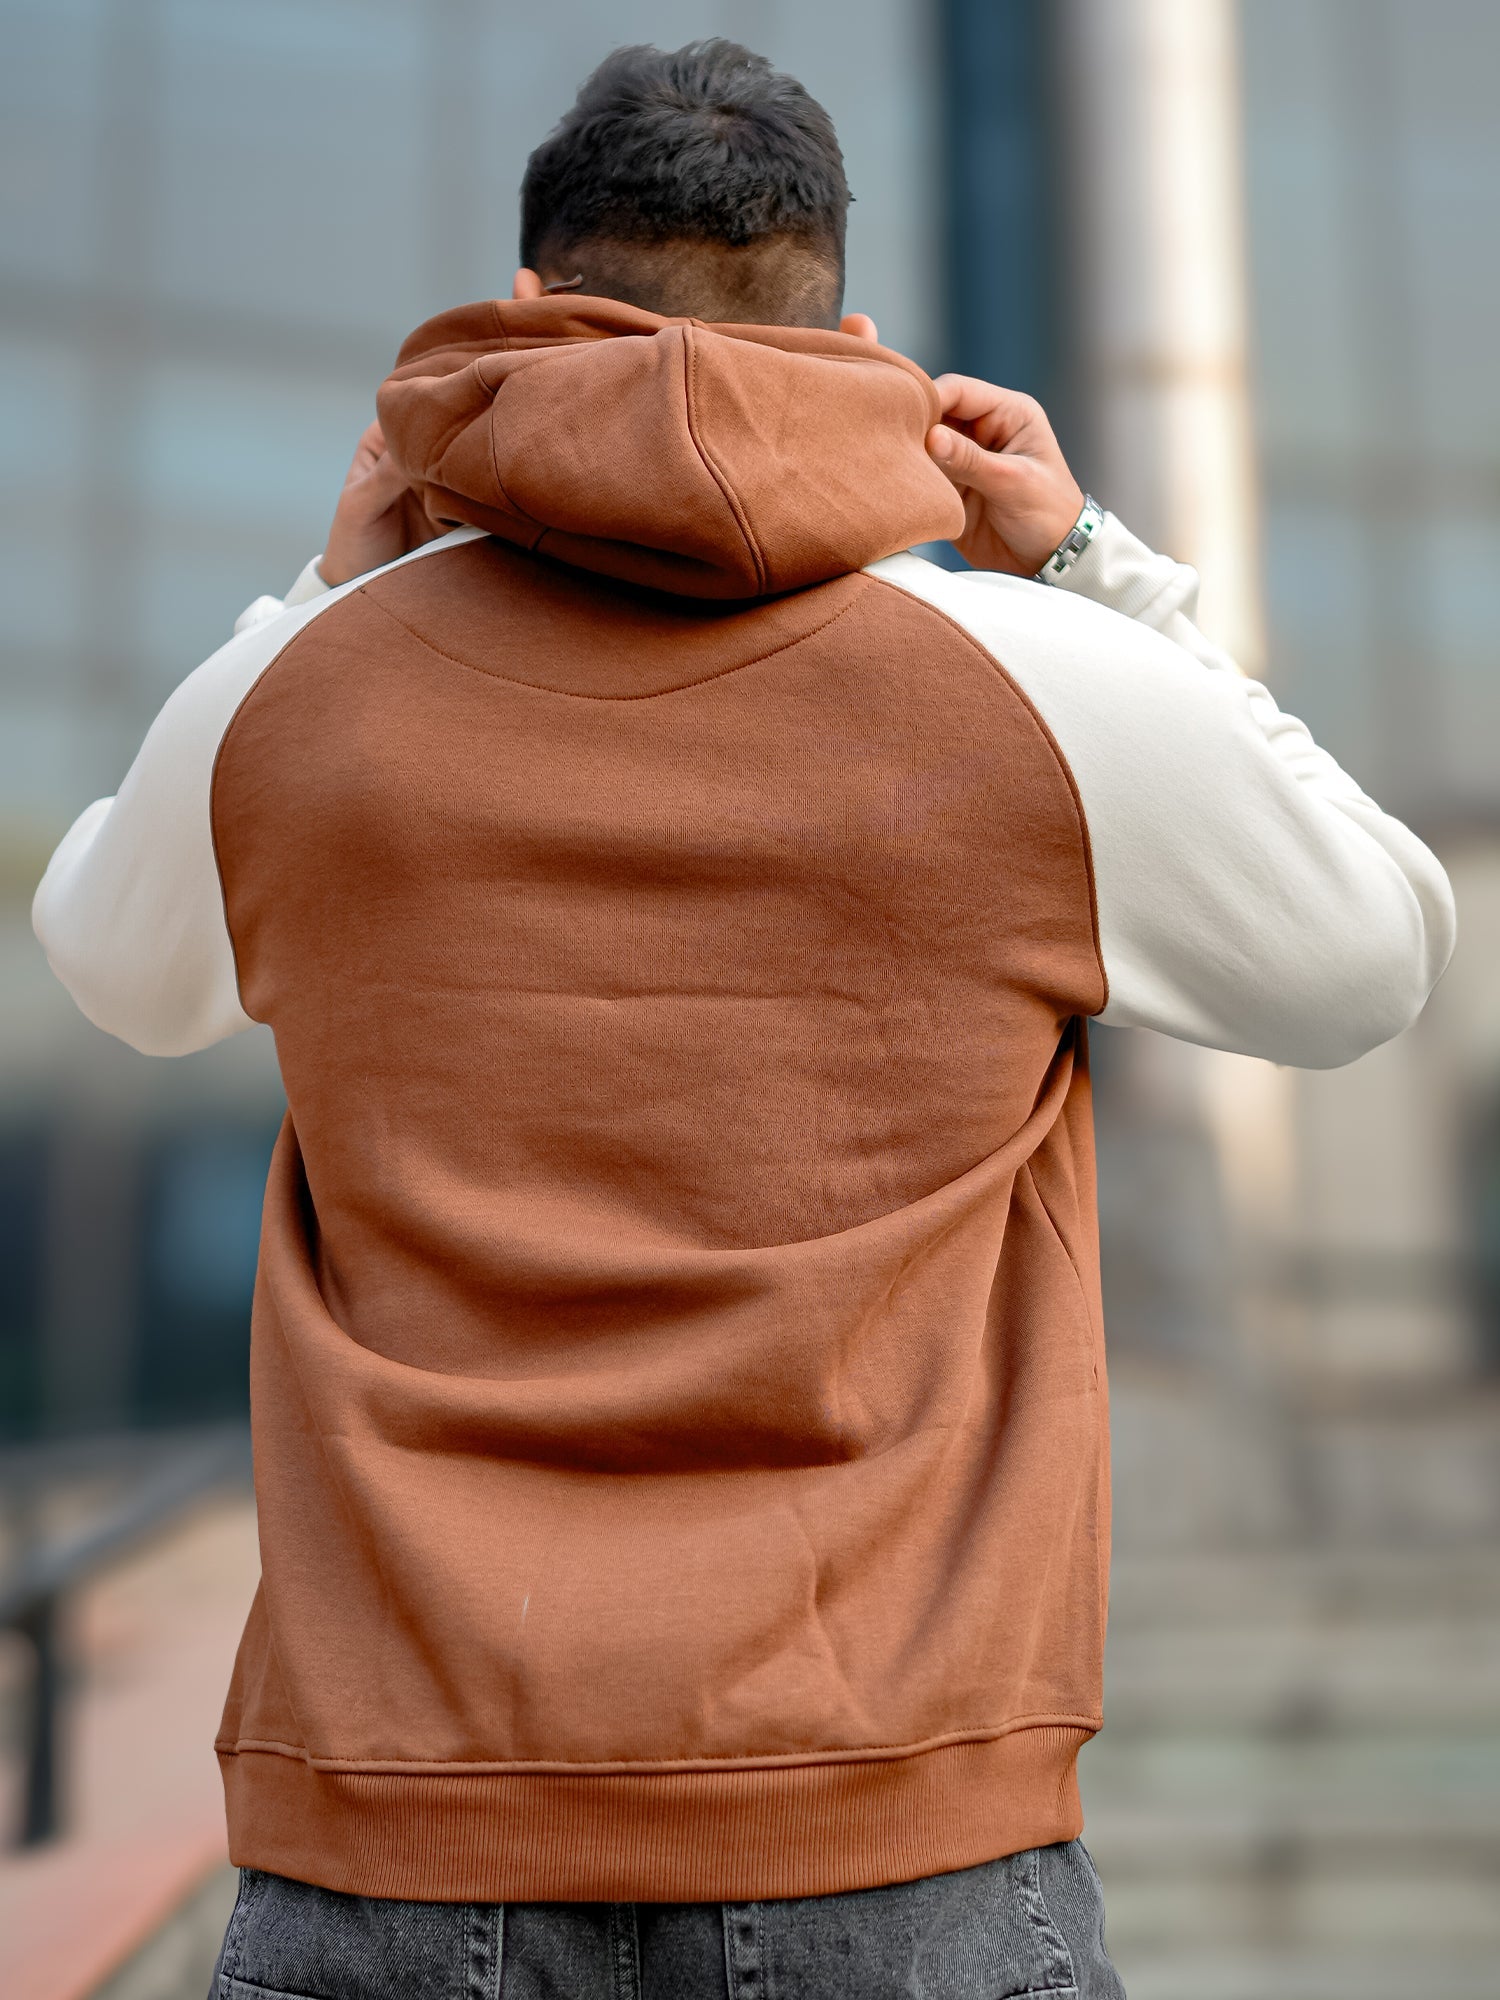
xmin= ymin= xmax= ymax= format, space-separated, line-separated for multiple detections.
xmin=208 ymin=1838 xmax=1125 ymax=1998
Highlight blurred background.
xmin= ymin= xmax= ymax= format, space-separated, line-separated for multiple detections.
xmin=2 ymin=1 xmax=1497 ymax=1995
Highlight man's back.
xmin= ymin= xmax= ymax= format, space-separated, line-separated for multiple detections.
xmin=203 ymin=302 xmax=1107 ymax=1895
xmin=32 ymin=294 xmax=1455 ymax=1905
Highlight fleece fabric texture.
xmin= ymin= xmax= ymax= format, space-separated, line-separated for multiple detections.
xmin=29 ymin=295 xmax=1457 ymax=1901
xmin=208 ymin=298 xmax=1106 ymax=1898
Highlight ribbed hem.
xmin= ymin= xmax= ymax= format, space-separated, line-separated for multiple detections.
xmin=218 ymin=1723 xmax=1093 ymax=1902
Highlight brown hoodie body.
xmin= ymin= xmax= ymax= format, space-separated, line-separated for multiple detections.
xmin=210 ymin=299 xmax=1110 ymax=1900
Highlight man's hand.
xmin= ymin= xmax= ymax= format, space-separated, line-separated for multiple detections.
xmin=320 ymin=421 xmax=439 ymax=588
xmin=925 ymin=376 xmax=1085 ymax=576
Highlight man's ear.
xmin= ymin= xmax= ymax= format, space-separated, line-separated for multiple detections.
xmin=512 ymin=267 xmax=545 ymax=301
xmin=839 ymin=312 xmax=879 ymax=344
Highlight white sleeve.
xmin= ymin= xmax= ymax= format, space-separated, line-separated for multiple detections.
xmin=32 ymin=568 xmax=333 ymax=1055
xmin=32 ymin=533 xmax=479 ymax=1057
xmin=870 ymin=529 xmax=1457 ymax=1069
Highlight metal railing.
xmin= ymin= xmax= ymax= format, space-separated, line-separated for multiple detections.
xmin=0 ymin=1424 xmax=252 ymax=1847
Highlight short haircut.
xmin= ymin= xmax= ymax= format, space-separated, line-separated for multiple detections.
xmin=519 ymin=39 xmax=852 ymax=328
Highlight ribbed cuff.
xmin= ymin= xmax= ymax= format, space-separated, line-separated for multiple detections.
xmin=1048 ymin=512 xmax=1187 ymax=623
xmin=231 ymin=593 xmax=286 ymax=637
xmin=284 ymin=554 xmax=332 ymax=606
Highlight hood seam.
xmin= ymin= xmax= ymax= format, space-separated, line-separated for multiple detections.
xmin=681 ymin=326 xmax=768 ymax=596
xmin=354 ymin=564 xmax=868 ymax=704
xmin=381 ymin=301 xmax=963 ymax=598
xmin=483 ymin=364 xmax=545 ymax=552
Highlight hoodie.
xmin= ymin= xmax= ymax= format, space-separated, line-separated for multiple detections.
xmin=31 ymin=296 xmax=1455 ymax=1900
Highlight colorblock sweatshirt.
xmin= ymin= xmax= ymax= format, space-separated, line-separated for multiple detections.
xmin=31 ymin=297 xmax=1456 ymax=1902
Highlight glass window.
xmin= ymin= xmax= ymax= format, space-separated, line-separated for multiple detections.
xmin=153 ymin=1 xmax=431 ymax=340
xmin=0 ymin=0 xmax=105 ymax=286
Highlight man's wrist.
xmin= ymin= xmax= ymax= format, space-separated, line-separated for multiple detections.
xmin=1034 ymin=495 xmax=1105 ymax=584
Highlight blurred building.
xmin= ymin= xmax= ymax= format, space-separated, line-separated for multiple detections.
xmin=1236 ymin=0 xmax=1500 ymax=1395
xmin=1064 ymin=0 xmax=1500 ymax=1420
xmin=8 ymin=0 xmax=1496 ymax=1447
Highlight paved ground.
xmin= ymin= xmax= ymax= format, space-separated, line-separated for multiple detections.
xmin=0 ymin=1490 xmax=256 ymax=2000
xmin=88 ymin=1862 xmax=238 ymax=2000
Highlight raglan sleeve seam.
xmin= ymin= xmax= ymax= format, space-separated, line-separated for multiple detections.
xmin=864 ymin=572 xmax=1108 ymax=1016
xmin=872 ymin=555 xmax=1455 ymax=1069
xmin=32 ymin=592 xmax=334 ymax=1054
xmin=31 ymin=530 xmax=485 ymax=1057
xmin=206 ymin=638 xmax=290 ymax=1030
xmin=1059 ymin=605 xmax=1454 ymax=1063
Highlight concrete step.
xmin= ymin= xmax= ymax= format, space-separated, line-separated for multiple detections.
xmin=1102 ymin=1628 xmax=1500 ymax=1729
xmin=1103 ymin=1947 xmax=1500 ymax=2000
xmin=1080 ymin=1798 xmax=1500 ymax=1923
xmin=1098 ymin=1544 xmax=1500 ymax=1729
xmin=1104 ymin=1541 xmax=1500 ymax=1625
xmin=1081 ymin=1544 xmax=1500 ymax=1984
xmin=1083 ymin=1731 xmax=1500 ymax=1831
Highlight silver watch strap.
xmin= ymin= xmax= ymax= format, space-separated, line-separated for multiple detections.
xmin=1035 ymin=495 xmax=1105 ymax=583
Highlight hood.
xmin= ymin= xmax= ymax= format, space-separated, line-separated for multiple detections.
xmin=376 ymin=295 xmax=966 ymax=600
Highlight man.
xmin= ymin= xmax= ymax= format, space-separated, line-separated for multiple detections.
xmin=33 ymin=37 xmax=1453 ymax=2000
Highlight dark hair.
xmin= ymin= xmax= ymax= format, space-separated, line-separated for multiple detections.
xmin=519 ymin=40 xmax=852 ymax=326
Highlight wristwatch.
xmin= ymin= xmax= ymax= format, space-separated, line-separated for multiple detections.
xmin=1035 ymin=495 xmax=1105 ymax=583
